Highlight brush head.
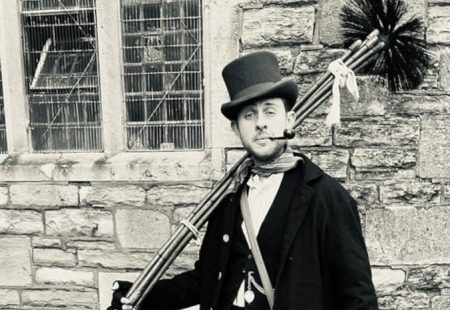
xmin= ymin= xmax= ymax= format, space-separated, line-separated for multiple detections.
xmin=340 ymin=0 xmax=430 ymax=91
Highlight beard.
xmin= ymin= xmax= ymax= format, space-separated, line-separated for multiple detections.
xmin=245 ymin=139 xmax=287 ymax=164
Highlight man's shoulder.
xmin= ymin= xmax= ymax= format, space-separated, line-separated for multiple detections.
xmin=294 ymin=153 xmax=354 ymax=203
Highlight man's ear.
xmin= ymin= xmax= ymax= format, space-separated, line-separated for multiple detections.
xmin=231 ymin=121 xmax=240 ymax=138
xmin=286 ymin=111 xmax=295 ymax=131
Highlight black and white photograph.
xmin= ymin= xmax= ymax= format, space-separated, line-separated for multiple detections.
xmin=0 ymin=0 xmax=449 ymax=309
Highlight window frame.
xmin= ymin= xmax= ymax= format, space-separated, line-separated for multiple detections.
xmin=119 ymin=0 xmax=206 ymax=152
xmin=20 ymin=0 xmax=104 ymax=153
xmin=0 ymin=0 xmax=222 ymax=183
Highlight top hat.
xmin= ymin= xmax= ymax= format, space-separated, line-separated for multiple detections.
xmin=221 ymin=51 xmax=298 ymax=120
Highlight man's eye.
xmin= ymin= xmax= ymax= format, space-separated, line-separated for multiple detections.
xmin=266 ymin=110 xmax=276 ymax=116
xmin=244 ymin=112 xmax=255 ymax=119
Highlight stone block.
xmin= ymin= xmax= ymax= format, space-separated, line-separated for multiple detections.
xmin=294 ymin=48 xmax=346 ymax=74
xmin=344 ymin=183 xmax=378 ymax=207
xmin=432 ymin=293 xmax=450 ymax=310
xmin=0 ymin=186 xmax=8 ymax=206
xmin=174 ymin=206 xmax=196 ymax=224
xmin=242 ymin=0 xmax=309 ymax=4
xmin=400 ymin=292 xmax=429 ymax=309
xmin=66 ymin=240 xmax=115 ymax=250
xmin=242 ymin=6 xmax=315 ymax=48
xmin=378 ymin=290 xmax=429 ymax=309
xmin=80 ymin=184 xmax=146 ymax=207
xmin=341 ymin=77 xmax=388 ymax=117
xmin=242 ymin=48 xmax=294 ymax=74
xmin=309 ymin=150 xmax=349 ymax=179
xmin=147 ymin=184 xmax=211 ymax=207
xmin=421 ymin=46 xmax=441 ymax=90
xmin=225 ymin=149 xmax=247 ymax=172
xmin=352 ymin=169 xmax=416 ymax=181
xmin=439 ymin=49 xmax=450 ymax=91
xmin=166 ymin=252 xmax=199 ymax=278
xmin=98 ymin=272 xmax=139 ymax=310
xmin=335 ymin=118 xmax=419 ymax=148
xmin=107 ymin=152 xmax=212 ymax=182
xmin=226 ymin=149 xmax=247 ymax=166
xmin=428 ymin=5 xmax=450 ymax=44
xmin=22 ymin=289 xmax=97 ymax=308
xmin=0 ymin=236 xmax=32 ymax=286
xmin=78 ymin=250 xmax=151 ymax=269
xmin=351 ymin=149 xmax=416 ymax=180
xmin=45 ymin=208 xmax=113 ymax=238
xmin=116 ymin=209 xmax=170 ymax=249
xmin=295 ymin=72 xmax=323 ymax=99
xmin=372 ymin=268 xmax=405 ymax=293
xmin=319 ymin=0 xmax=346 ymax=46
xmin=33 ymin=248 xmax=77 ymax=267
xmin=291 ymin=118 xmax=332 ymax=147
xmin=403 ymin=0 xmax=427 ymax=21
xmin=380 ymin=181 xmax=441 ymax=205
xmin=0 ymin=209 xmax=43 ymax=234
xmin=391 ymin=93 xmax=450 ymax=115
xmin=407 ymin=266 xmax=450 ymax=289
xmin=35 ymin=267 xmax=95 ymax=286
xmin=445 ymin=183 xmax=450 ymax=201
xmin=32 ymin=236 xmax=61 ymax=248
xmin=0 ymin=289 xmax=20 ymax=306
xmin=419 ymin=115 xmax=450 ymax=178
xmin=366 ymin=206 xmax=450 ymax=265
xmin=10 ymin=184 xmax=78 ymax=208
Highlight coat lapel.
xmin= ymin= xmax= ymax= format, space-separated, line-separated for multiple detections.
xmin=275 ymin=156 xmax=322 ymax=288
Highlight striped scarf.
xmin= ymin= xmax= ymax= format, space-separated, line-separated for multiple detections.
xmin=230 ymin=146 xmax=302 ymax=192
xmin=251 ymin=145 xmax=302 ymax=177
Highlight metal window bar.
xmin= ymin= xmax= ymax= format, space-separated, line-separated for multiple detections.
xmin=121 ymin=0 xmax=204 ymax=151
xmin=21 ymin=0 xmax=102 ymax=152
xmin=0 ymin=62 xmax=7 ymax=153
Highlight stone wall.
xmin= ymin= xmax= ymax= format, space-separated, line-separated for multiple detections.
xmin=0 ymin=0 xmax=450 ymax=309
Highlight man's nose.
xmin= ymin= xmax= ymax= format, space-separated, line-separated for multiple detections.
xmin=255 ymin=116 xmax=268 ymax=130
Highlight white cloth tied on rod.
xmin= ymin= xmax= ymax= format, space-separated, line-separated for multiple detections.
xmin=326 ymin=59 xmax=359 ymax=126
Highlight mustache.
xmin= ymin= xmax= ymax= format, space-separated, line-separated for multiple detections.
xmin=253 ymin=133 xmax=273 ymax=141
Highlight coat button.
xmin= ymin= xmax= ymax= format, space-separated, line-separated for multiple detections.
xmin=223 ymin=234 xmax=230 ymax=243
xmin=247 ymin=254 xmax=253 ymax=260
xmin=218 ymin=271 xmax=222 ymax=280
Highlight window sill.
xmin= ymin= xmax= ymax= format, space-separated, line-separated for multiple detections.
xmin=0 ymin=150 xmax=216 ymax=182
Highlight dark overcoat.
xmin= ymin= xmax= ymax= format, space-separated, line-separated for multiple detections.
xmin=143 ymin=155 xmax=378 ymax=310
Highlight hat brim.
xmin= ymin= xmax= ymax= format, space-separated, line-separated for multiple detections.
xmin=220 ymin=79 xmax=298 ymax=120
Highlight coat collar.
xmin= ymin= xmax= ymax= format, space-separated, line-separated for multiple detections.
xmin=295 ymin=153 xmax=323 ymax=185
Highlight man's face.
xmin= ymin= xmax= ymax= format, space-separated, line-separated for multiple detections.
xmin=232 ymin=98 xmax=295 ymax=162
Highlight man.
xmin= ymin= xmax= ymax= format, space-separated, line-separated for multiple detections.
xmin=110 ymin=51 xmax=378 ymax=309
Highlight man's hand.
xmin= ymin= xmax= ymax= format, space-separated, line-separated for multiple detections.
xmin=107 ymin=280 xmax=135 ymax=310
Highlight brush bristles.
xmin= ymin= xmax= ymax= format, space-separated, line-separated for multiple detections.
xmin=340 ymin=0 xmax=430 ymax=91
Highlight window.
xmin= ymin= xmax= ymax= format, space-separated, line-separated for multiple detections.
xmin=0 ymin=63 xmax=6 ymax=153
xmin=121 ymin=0 xmax=204 ymax=151
xmin=21 ymin=0 xmax=102 ymax=152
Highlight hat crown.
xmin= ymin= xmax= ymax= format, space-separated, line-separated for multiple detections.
xmin=222 ymin=52 xmax=282 ymax=100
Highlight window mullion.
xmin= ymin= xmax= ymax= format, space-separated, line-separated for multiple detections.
xmin=0 ymin=0 xmax=30 ymax=153
xmin=96 ymin=0 xmax=126 ymax=155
